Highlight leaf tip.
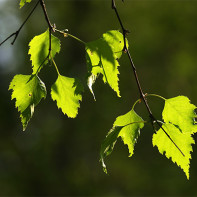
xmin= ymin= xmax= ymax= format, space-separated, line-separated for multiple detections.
xmin=22 ymin=125 xmax=27 ymax=132
xmin=117 ymin=91 xmax=121 ymax=98
xmin=87 ymin=74 xmax=97 ymax=100
xmin=101 ymin=158 xmax=108 ymax=174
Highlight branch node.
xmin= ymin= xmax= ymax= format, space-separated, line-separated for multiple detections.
xmin=123 ymin=46 xmax=127 ymax=53
xmin=123 ymin=28 xmax=130 ymax=36
xmin=52 ymin=24 xmax=56 ymax=32
xmin=11 ymin=31 xmax=19 ymax=45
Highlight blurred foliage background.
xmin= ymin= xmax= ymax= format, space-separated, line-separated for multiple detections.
xmin=1 ymin=0 xmax=197 ymax=195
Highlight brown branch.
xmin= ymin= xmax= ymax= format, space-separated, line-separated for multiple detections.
xmin=39 ymin=0 xmax=53 ymax=30
xmin=111 ymin=0 xmax=185 ymax=157
xmin=0 ymin=0 xmax=39 ymax=46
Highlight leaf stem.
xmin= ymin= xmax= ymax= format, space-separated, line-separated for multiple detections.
xmin=132 ymin=99 xmax=141 ymax=110
xmin=54 ymin=29 xmax=86 ymax=45
xmin=67 ymin=33 xmax=86 ymax=45
xmin=50 ymin=54 xmax=60 ymax=76
xmin=146 ymin=94 xmax=166 ymax=101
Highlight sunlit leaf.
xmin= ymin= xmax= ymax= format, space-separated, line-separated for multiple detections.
xmin=163 ymin=96 xmax=197 ymax=134
xmin=100 ymin=109 xmax=144 ymax=173
xmin=115 ymin=110 xmax=144 ymax=157
xmin=86 ymin=30 xmax=127 ymax=98
xmin=9 ymin=74 xmax=47 ymax=130
xmin=29 ymin=29 xmax=61 ymax=74
xmin=102 ymin=30 xmax=126 ymax=59
xmin=153 ymin=123 xmax=194 ymax=179
xmin=51 ymin=75 xmax=83 ymax=118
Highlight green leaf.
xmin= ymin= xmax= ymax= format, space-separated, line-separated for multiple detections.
xmin=20 ymin=0 xmax=32 ymax=8
xmin=9 ymin=74 xmax=47 ymax=131
xmin=100 ymin=126 xmax=123 ymax=173
xmin=100 ymin=109 xmax=144 ymax=173
xmin=115 ymin=110 xmax=144 ymax=157
xmin=51 ymin=75 xmax=83 ymax=118
xmin=86 ymin=30 xmax=127 ymax=98
xmin=153 ymin=123 xmax=194 ymax=179
xmin=162 ymin=96 xmax=197 ymax=134
xmin=102 ymin=30 xmax=126 ymax=59
xmin=29 ymin=29 xmax=61 ymax=74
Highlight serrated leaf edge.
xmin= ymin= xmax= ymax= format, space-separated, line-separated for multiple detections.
xmin=152 ymin=125 xmax=195 ymax=179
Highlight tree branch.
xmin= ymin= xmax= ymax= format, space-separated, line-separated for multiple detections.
xmin=0 ymin=0 xmax=39 ymax=46
xmin=111 ymin=0 xmax=185 ymax=157
xmin=39 ymin=0 xmax=53 ymax=30
xmin=39 ymin=0 xmax=53 ymax=61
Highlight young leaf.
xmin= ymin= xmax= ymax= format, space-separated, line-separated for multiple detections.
xmin=29 ymin=29 xmax=61 ymax=74
xmin=51 ymin=75 xmax=83 ymax=118
xmin=153 ymin=123 xmax=194 ymax=179
xmin=100 ymin=109 xmax=144 ymax=173
xmin=9 ymin=74 xmax=47 ymax=131
xmin=86 ymin=30 xmax=127 ymax=99
xmin=20 ymin=0 xmax=32 ymax=8
xmin=162 ymin=96 xmax=197 ymax=134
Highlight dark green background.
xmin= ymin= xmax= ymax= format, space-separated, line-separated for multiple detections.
xmin=0 ymin=0 xmax=197 ymax=195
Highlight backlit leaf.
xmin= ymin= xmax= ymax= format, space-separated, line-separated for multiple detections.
xmin=162 ymin=96 xmax=197 ymax=134
xmin=29 ymin=29 xmax=61 ymax=74
xmin=153 ymin=123 xmax=194 ymax=179
xmin=51 ymin=75 xmax=83 ymax=118
xmin=9 ymin=74 xmax=47 ymax=130
xmin=86 ymin=30 xmax=127 ymax=98
xmin=115 ymin=110 xmax=144 ymax=157
xmin=100 ymin=109 xmax=144 ymax=173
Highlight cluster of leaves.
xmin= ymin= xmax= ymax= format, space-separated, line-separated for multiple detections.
xmin=8 ymin=0 xmax=197 ymax=180
xmin=9 ymin=27 xmax=125 ymax=130
xmin=101 ymin=96 xmax=197 ymax=179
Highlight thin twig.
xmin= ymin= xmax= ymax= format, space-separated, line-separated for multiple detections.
xmin=0 ymin=0 xmax=39 ymax=46
xmin=39 ymin=0 xmax=53 ymax=63
xmin=39 ymin=0 xmax=53 ymax=30
xmin=111 ymin=0 xmax=185 ymax=157
xmin=112 ymin=0 xmax=129 ymax=52
xmin=55 ymin=28 xmax=86 ymax=45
